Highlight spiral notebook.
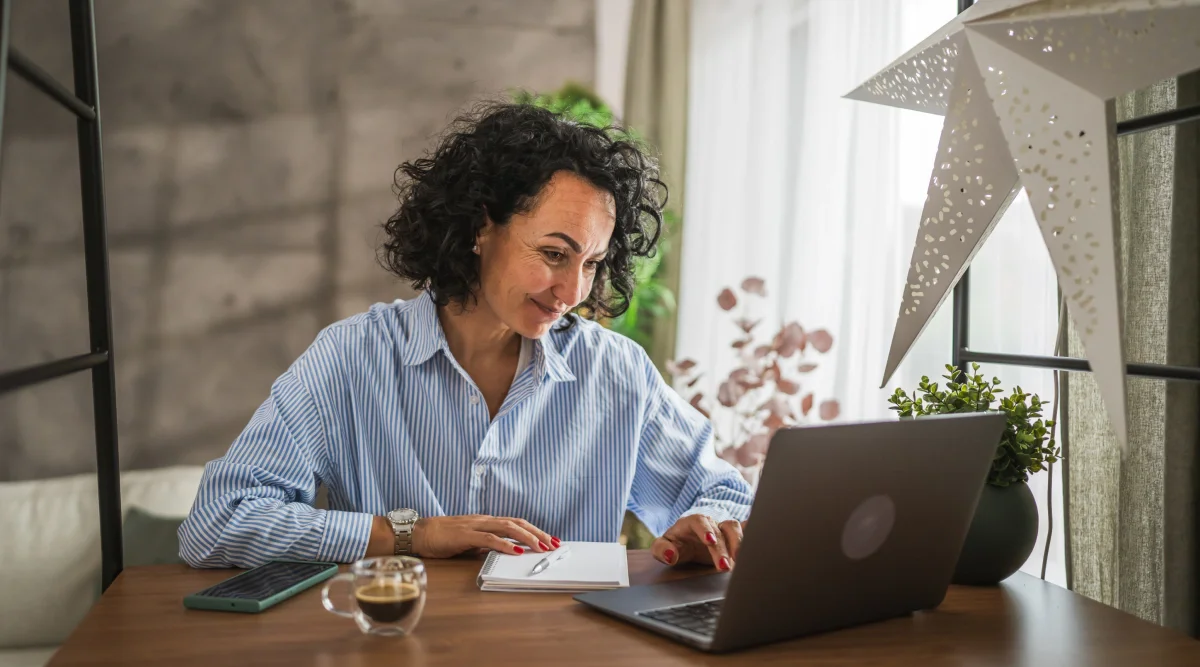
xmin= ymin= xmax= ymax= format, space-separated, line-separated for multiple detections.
xmin=476 ymin=541 xmax=629 ymax=593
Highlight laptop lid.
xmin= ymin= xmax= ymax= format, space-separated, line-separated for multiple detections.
xmin=709 ymin=412 xmax=1008 ymax=652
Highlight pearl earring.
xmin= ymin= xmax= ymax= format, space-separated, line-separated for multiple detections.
xmin=473 ymin=244 xmax=479 ymax=254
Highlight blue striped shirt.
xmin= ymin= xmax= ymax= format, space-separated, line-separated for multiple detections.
xmin=179 ymin=293 xmax=753 ymax=568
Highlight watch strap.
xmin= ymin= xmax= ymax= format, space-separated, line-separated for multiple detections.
xmin=389 ymin=511 xmax=417 ymax=556
xmin=393 ymin=525 xmax=413 ymax=556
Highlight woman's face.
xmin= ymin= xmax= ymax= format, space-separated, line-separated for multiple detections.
xmin=475 ymin=171 xmax=616 ymax=339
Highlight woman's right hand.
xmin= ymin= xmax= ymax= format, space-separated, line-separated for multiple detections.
xmin=411 ymin=515 xmax=561 ymax=558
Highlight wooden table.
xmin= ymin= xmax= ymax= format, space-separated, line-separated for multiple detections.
xmin=51 ymin=550 xmax=1200 ymax=666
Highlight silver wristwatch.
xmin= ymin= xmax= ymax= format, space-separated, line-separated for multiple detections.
xmin=386 ymin=508 xmax=419 ymax=556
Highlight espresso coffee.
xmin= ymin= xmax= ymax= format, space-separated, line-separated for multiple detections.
xmin=355 ymin=581 xmax=421 ymax=623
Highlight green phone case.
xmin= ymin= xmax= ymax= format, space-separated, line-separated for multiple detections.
xmin=182 ymin=559 xmax=339 ymax=613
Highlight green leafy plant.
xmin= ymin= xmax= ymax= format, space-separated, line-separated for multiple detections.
xmin=603 ymin=208 xmax=678 ymax=349
xmin=512 ymin=82 xmax=626 ymax=134
xmin=511 ymin=82 xmax=675 ymax=352
xmin=887 ymin=363 xmax=1061 ymax=488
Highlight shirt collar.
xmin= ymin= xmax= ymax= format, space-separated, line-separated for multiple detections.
xmin=533 ymin=328 xmax=576 ymax=384
xmin=400 ymin=292 xmax=575 ymax=384
xmin=398 ymin=292 xmax=445 ymax=367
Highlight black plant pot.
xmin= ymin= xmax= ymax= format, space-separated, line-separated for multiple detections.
xmin=952 ymin=481 xmax=1039 ymax=586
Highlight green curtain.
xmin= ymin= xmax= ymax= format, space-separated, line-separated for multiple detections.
xmin=619 ymin=0 xmax=690 ymax=549
xmin=1063 ymin=73 xmax=1200 ymax=635
xmin=623 ymin=0 xmax=690 ymax=374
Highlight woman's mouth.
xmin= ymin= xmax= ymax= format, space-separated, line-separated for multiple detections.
xmin=531 ymin=299 xmax=564 ymax=319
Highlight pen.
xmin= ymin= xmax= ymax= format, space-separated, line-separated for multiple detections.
xmin=529 ymin=544 xmax=572 ymax=576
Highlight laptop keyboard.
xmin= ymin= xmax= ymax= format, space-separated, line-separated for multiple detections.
xmin=637 ymin=598 xmax=724 ymax=637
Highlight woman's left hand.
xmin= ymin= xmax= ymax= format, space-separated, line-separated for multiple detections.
xmin=650 ymin=515 xmax=746 ymax=572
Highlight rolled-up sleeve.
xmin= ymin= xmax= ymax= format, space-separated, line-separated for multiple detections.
xmin=178 ymin=345 xmax=373 ymax=568
xmin=627 ymin=355 xmax=754 ymax=536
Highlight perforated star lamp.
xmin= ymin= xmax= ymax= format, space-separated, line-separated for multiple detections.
xmin=846 ymin=0 xmax=1200 ymax=448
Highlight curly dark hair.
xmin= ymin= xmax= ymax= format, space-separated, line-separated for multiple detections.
xmin=378 ymin=101 xmax=666 ymax=324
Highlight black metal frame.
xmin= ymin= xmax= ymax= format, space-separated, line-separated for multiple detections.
xmin=955 ymin=0 xmax=1200 ymax=635
xmin=0 ymin=0 xmax=124 ymax=591
xmin=951 ymin=0 xmax=1200 ymax=383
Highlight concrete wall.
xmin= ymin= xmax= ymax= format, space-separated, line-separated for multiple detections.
xmin=0 ymin=0 xmax=595 ymax=481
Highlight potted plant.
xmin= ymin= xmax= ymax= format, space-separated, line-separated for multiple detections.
xmin=888 ymin=363 xmax=1061 ymax=585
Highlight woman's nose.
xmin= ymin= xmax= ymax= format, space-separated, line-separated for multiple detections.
xmin=555 ymin=266 xmax=588 ymax=308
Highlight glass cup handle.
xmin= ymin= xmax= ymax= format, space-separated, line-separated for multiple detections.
xmin=321 ymin=573 xmax=356 ymax=618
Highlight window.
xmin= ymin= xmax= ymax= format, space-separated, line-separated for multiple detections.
xmin=680 ymin=0 xmax=1065 ymax=586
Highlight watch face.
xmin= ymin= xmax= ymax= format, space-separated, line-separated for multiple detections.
xmin=388 ymin=508 xmax=418 ymax=524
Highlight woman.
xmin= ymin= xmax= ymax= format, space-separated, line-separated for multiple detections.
xmin=179 ymin=102 xmax=752 ymax=573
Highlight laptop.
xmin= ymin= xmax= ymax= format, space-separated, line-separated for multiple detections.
xmin=574 ymin=412 xmax=1008 ymax=653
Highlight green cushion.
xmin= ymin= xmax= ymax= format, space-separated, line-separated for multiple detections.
xmin=122 ymin=506 xmax=186 ymax=567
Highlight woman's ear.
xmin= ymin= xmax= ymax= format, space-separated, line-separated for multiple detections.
xmin=474 ymin=226 xmax=487 ymax=255
xmin=475 ymin=209 xmax=496 ymax=255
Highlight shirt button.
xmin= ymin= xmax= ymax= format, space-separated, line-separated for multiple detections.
xmin=474 ymin=465 xmax=486 ymax=477
xmin=469 ymin=394 xmax=480 ymax=405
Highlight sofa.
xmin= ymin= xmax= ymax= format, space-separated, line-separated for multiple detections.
xmin=0 ymin=466 xmax=205 ymax=667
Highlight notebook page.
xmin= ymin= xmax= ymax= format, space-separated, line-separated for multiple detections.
xmin=479 ymin=541 xmax=627 ymax=586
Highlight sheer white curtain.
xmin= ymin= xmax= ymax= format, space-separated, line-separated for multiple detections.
xmin=679 ymin=0 xmax=1066 ymax=586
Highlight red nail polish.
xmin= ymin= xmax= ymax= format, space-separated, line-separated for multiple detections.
xmin=719 ymin=557 xmax=729 ymax=571
xmin=664 ymin=549 xmax=676 ymax=563
xmin=539 ymin=541 xmax=548 ymax=550
xmin=514 ymin=546 xmax=524 ymax=554
xmin=706 ymin=532 xmax=717 ymax=544
xmin=551 ymin=537 xmax=561 ymax=547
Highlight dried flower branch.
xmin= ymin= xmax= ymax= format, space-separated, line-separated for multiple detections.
xmin=669 ymin=278 xmax=840 ymax=482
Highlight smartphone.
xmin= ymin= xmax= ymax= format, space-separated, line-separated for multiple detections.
xmin=183 ymin=559 xmax=339 ymax=613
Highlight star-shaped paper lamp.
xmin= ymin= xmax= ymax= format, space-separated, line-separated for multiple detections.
xmin=846 ymin=0 xmax=1200 ymax=448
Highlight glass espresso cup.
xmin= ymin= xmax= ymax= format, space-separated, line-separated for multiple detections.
xmin=321 ymin=556 xmax=426 ymax=636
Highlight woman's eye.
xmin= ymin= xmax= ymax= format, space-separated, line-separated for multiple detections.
xmin=544 ymin=250 xmax=565 ymax=262
xmin=585 ymin=261 xmax=601 ymax=272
